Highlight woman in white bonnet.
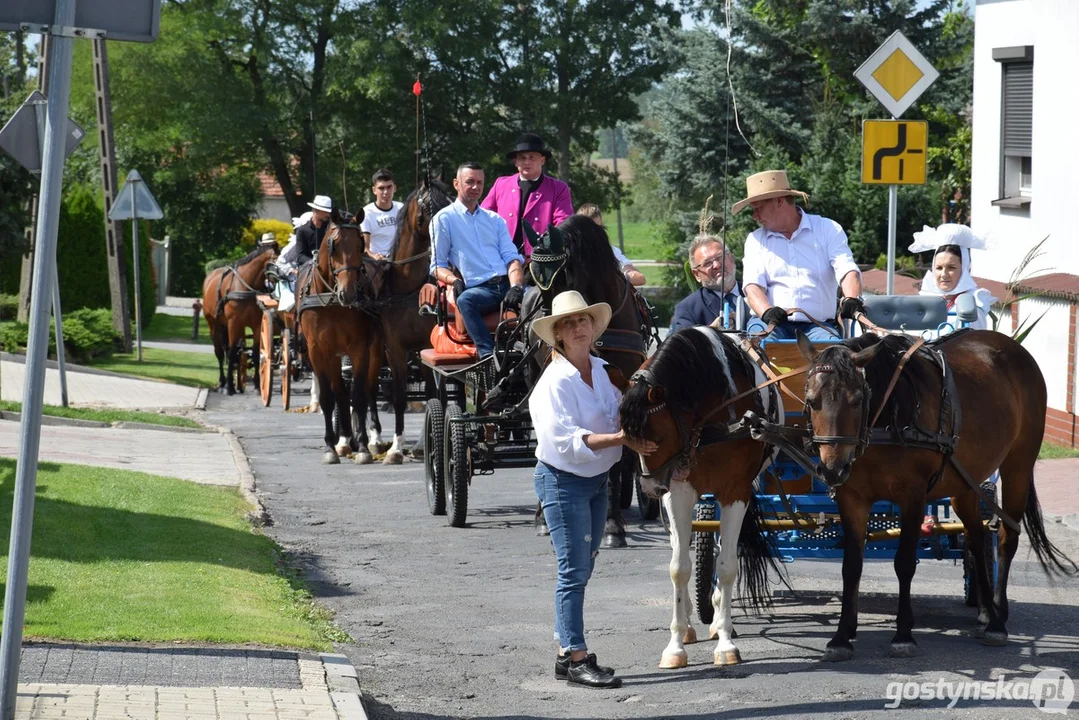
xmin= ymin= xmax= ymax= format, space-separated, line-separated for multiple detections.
xmin=909 ymin=224 xmax=998 ymax=330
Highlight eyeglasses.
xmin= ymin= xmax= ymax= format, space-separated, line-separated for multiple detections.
xmin=693 ymin=254 xmax=731 ymax=272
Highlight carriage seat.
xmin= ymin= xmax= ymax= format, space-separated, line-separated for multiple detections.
xmin=861 ymin=295 xmax=948 ymax=331
xmin=446 ymin=292 xmax=518 ymax=336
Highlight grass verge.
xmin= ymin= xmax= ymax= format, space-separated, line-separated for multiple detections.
xmin=0 ymin=458 xmax=347 ymax=648
xmin=0 ymin=401 xmax=201 ymax=429
xmin=1038 ymin=442 xmax=1079 ymax=460
xmin=86 ymin=347 xmax=220 ymax=389
xmin=141 ymin=313 xmax=212 ymax=345
xmin=613 ymin=221 xmax=666 ymax=261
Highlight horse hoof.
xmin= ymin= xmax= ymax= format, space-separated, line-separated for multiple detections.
xmin=382 ymin=451 xmax=404 ymax=465
xmin=322 ymin=451 xmax=340 ymax=465
xmin=714 ymin=648 xmax=741 ymax=666
xmin=335 ymin=445 xmax=351 ymax=457
xmin=682 ymin=626 xmax=697 ymax=645
xmin=227 ymin=388 xmax=235 ymax=397
xmin=309 ymin=403 xmax=320 ymax=413
xmin=889 ymin=642 xmax=918 ymax=658
xmin=602 ymin=533 xmax=627 ymax=549
xmin=536 ymin=524 xmax=550 ymax=537
xmin=658 ymin=652 xmax=688 ymax=670
xmin=971 ymin=625 xmax=986 ymax=639
xmin=982 ymin=631 xmax=1008 ymax=647
xmin=353 ymin=452 xmax=373 ymax=465
xmin=822 ymin=646 xmax=854 ymax=663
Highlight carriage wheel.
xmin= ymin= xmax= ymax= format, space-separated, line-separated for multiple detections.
xmin=694 ymin=501 xmax=717 ymax=625
xmin=424 ymin=398 xmax=446 ymax=516
xmin=443 ymin=403 xmax=470 ymax=528
xmin=259 ymin=310 xmax=275 ymax=407
xmin=281 ymin=328 xmax=293 ymax=410
xmin=636 ymin=470 xmax=661 ymax=521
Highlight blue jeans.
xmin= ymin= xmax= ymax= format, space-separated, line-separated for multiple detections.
xmin=534 ymin=461 xmax=608 ymax=652
xmin=745 ymin=317 xmax=842 ymax=342
xmin=456 ymin=277 xmax=508 ymax=358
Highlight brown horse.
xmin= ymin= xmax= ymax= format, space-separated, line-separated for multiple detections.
xmin=365 ymin=177 xmax=450 ymax=464
xmin=796 ymin=329 xmax=1077 ymax=660
xmin=202 ymin=244 xmax=277 ymax=395
xmin=619 ymin=326 xmax=785 ymax=668
xmin=295 ymin=208 xmax=383 ymax=465
xmin=528 ymin=215 xmax=659 ymax=548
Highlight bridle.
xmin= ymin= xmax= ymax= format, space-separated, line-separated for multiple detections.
xmin=529 ymin=246 xmax=567 ymax=291
xmin=802 ymin=360 xmax=873 ymax=460
xmin=316 ymin=220 xmax=370 ymax=306
xmin=629 ymin=368 xmax=700 ymax=482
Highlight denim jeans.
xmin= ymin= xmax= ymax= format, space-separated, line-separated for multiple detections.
xmin=534 ymin=460 xmax=608 ymax=652
xmin=456 ymin=277 xmax=509 ymax=358
xmin=745 ymin=317 xmax=842 ymax=342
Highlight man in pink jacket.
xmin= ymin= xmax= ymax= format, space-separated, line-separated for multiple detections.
xmin=481 ymin=133 xmax=574 ymax=258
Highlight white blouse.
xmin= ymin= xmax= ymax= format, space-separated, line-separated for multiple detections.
xmin=528 ymin=354 xmax=623 ymax=478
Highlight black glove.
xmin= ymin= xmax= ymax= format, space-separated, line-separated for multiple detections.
xmin=452 ymin=279 xmax=466 ymax=299
xmin=761 ymin=306 xmax=788 ymax=326
xmin=839 ymin=296 xmax=866 ymax=320
xmin=503 ymin=284 xmax=524 ymax=311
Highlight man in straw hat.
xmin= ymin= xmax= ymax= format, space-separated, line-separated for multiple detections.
xmin=735 ymin=170 xmax=864 ymax=339
xmin=295 ymin=194 xmax=334 ymax=266
xmin=481 ymin=132 xmax=574 ymax=258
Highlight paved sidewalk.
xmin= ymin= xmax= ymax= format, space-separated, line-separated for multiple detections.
xmin=1033 ymin=458 xmax=1079 ymax=531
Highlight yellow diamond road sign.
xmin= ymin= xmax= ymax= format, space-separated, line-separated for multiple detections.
xmin=855 ymin=31 xmax=939 ymax=118
xmin=861 ymin=120 xmax=928 ymax=185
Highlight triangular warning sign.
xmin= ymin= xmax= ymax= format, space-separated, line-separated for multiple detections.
xmin=109 ymin=169 xmax=164 ymax=220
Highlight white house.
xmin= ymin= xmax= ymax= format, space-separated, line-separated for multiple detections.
xmin=255 ymin=172 xmax=292 ymax=224
xmin=969 ymin=0 xmax=1079 ymax=447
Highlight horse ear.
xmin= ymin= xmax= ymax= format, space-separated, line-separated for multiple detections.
xmin=796 ymin=331 xmax=817 ymax=362
xmin=646 ymin=385 xmax=666 ymax=405
xmin=522 ymin=220 xmax=540 ymax=248
xmin=850 ymin=339 xmax=886 ymax=368
xmin=353 ymin=208 xmax=365 ymax=225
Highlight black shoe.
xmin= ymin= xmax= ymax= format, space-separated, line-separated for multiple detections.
xmin=562 ymin=656 xmax=621 ymax=688
xmin=555 ymin=653 xmax=614 ymax=679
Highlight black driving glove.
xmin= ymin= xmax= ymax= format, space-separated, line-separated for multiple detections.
xmin=839 ymin=296 xmax=866 ymax=320
xmin=761 ymin=306 xmax=788 ymax=326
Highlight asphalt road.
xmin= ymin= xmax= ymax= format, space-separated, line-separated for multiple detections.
xmin=207 ymin=385 xmax=1079 ymax=720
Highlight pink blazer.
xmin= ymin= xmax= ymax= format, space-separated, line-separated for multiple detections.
xmin=480 ymin=174 xmax=573 ymax=257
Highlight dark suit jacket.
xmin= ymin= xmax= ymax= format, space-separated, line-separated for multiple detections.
xmin=669 ymin=287 xmax=745 ymax=333
xmin=295 ymin=220 xmax=327 ymax=265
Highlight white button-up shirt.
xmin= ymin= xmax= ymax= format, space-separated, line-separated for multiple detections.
xmin=742 ymin=210 xmax=861 ymax=323
xmin=529 ymin=354 xmax=623 ymax=478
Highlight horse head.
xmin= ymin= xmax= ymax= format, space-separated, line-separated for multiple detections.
xmin=318 ymin=207 xmax=367 ymax=306
xmin=797 ymin=332 xmax=885 ymax=488
xmin=234 ymin=243 xmax=279 ymax=293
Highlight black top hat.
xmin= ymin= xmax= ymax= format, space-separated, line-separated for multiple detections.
xmin=506 ymin=133 xmax=552 ymax=161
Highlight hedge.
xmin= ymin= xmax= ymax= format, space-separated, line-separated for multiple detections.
xmin=0 ymin=308 xmax=122 ymax=363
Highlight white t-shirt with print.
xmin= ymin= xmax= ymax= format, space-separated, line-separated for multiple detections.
xmin=361 ymin=201 xmax=403 ymax=257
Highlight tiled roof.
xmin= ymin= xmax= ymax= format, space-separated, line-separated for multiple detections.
xmin=1010 ymin=272 xmax=1079 ymax=302
xmin=258 ymin=172 xmax=284 ymax=197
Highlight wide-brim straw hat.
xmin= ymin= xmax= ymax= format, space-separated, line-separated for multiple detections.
xmin=307 ymin=195 xmax=333 ymax=212
xmin=532 ymin=290 xmax=611 ymax=348
xmin=732 ymin=170 xmax=809 ymax=214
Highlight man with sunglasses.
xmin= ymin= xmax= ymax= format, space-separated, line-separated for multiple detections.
xmin=670 ymin=235 xmax=744 ymax=333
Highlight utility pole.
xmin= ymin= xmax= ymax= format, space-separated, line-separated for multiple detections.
xmin=16 ymin=36 xmax=48 ymax=323
xmin=610 ymin=127 xmax=625 ymax=253
xmin=92 ymin=38 xmax=132 ymax=351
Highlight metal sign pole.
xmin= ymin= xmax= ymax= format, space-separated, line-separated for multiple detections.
xmin=131 ymin=181 xmax=142 ymax=362
xmin=0 ymin=0 xmax=76 ymax=716
xmin=887 ymin=184 xmax=897 ymax=296
xmin=51 ymin=265 xmax=68 ymax=407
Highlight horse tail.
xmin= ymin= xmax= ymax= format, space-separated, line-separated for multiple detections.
xmin=737 ymin=493 xmax=791 ymax=612
xmin=1022 ymin=478 xmax=1079 ymax=576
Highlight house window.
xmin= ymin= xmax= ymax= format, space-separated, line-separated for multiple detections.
xmin=992 ymin=46 xmax=1033 ymax=209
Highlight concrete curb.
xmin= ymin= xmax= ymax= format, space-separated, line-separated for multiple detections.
xmin=1061 ymin=513 xmax=1079 ymax=533
xmin=195 ymin=387 xmax=209 ymax=410
xmin=210 ymin=424 xmax=270 ymax=527
xmin=320 ymin=653 xmax=368 ymax=720
xmin=0 ymin=411 xmax=212 ymax=434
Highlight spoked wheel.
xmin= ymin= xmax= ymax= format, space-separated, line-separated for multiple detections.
xmin=259 ymin=310 xmax=275 ymax=407
xmin=694 ymin=501 xmax=717 ymax=625
xmin=636 ymin=468 xmax=661 ymax=521
xmin=281 ymin=328 xmax=293 ymax=410
xmin=443 ymin=403 xmax=470 ymax=528
xmin=424 ymin=398 xmax=446 ymax=516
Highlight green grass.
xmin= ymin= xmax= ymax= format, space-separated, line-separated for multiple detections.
xmin=1038 ymin=442 xmax=1079 ymax=460
xmin=0 ymin=401 xmax=201 ymax=429
xmin=640 ymin=265 xmax=676 ymax=287
xmin=610 ymin=220 xmax=666 ymax=261
xmin=86 ymin=347 xmax=220 ymax=389
xmin=140 ymin=313 xmax=212 ymax=345
xmin=0 ymin=458 xmax=346 ymax=648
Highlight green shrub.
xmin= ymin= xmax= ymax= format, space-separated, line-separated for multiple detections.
xmin=203 ymin=246 xmax=246 ymax=275
xmin=0 ymin=294 xmax=19 ymax=321
xmin=0 ymin=309 xmax=120 ymax=363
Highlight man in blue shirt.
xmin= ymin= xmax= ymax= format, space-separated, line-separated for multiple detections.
xmin=669 ymin=235 xmax=745 ymax=333
xmin=431 ymin=162 xmax=526 ymax=359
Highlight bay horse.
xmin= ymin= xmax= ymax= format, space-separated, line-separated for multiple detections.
xmin=365 ymin=177 xmax=450 ymax=464
xmin=619 ymin=326 xmax=786 ymax=668
xmin=295 ymin=208 xmax=383 ymax=465
xmin=202 ymin=244 xmax=277 ymax=395
xmin=527 ymin=215 xmax=657 ymax=548
xmin=796 ymin=329 xmax=1077 ymax=660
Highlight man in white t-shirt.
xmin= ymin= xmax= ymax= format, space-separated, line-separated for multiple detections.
xmin=360 ymin=168 xmax=404 ymax=260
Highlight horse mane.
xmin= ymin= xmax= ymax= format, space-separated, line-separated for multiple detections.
xmin=821 ymin=333 xmax=940 ymax=428
xmin=234 ymin=243 xmax=276 ymax=268
xmin=557 ymin=214 xmax=619 ymax=292
xmin=621 ymin=327 xmax=746 ymax=438
xmin=391 ymin=178 xmax=453 ymax=251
